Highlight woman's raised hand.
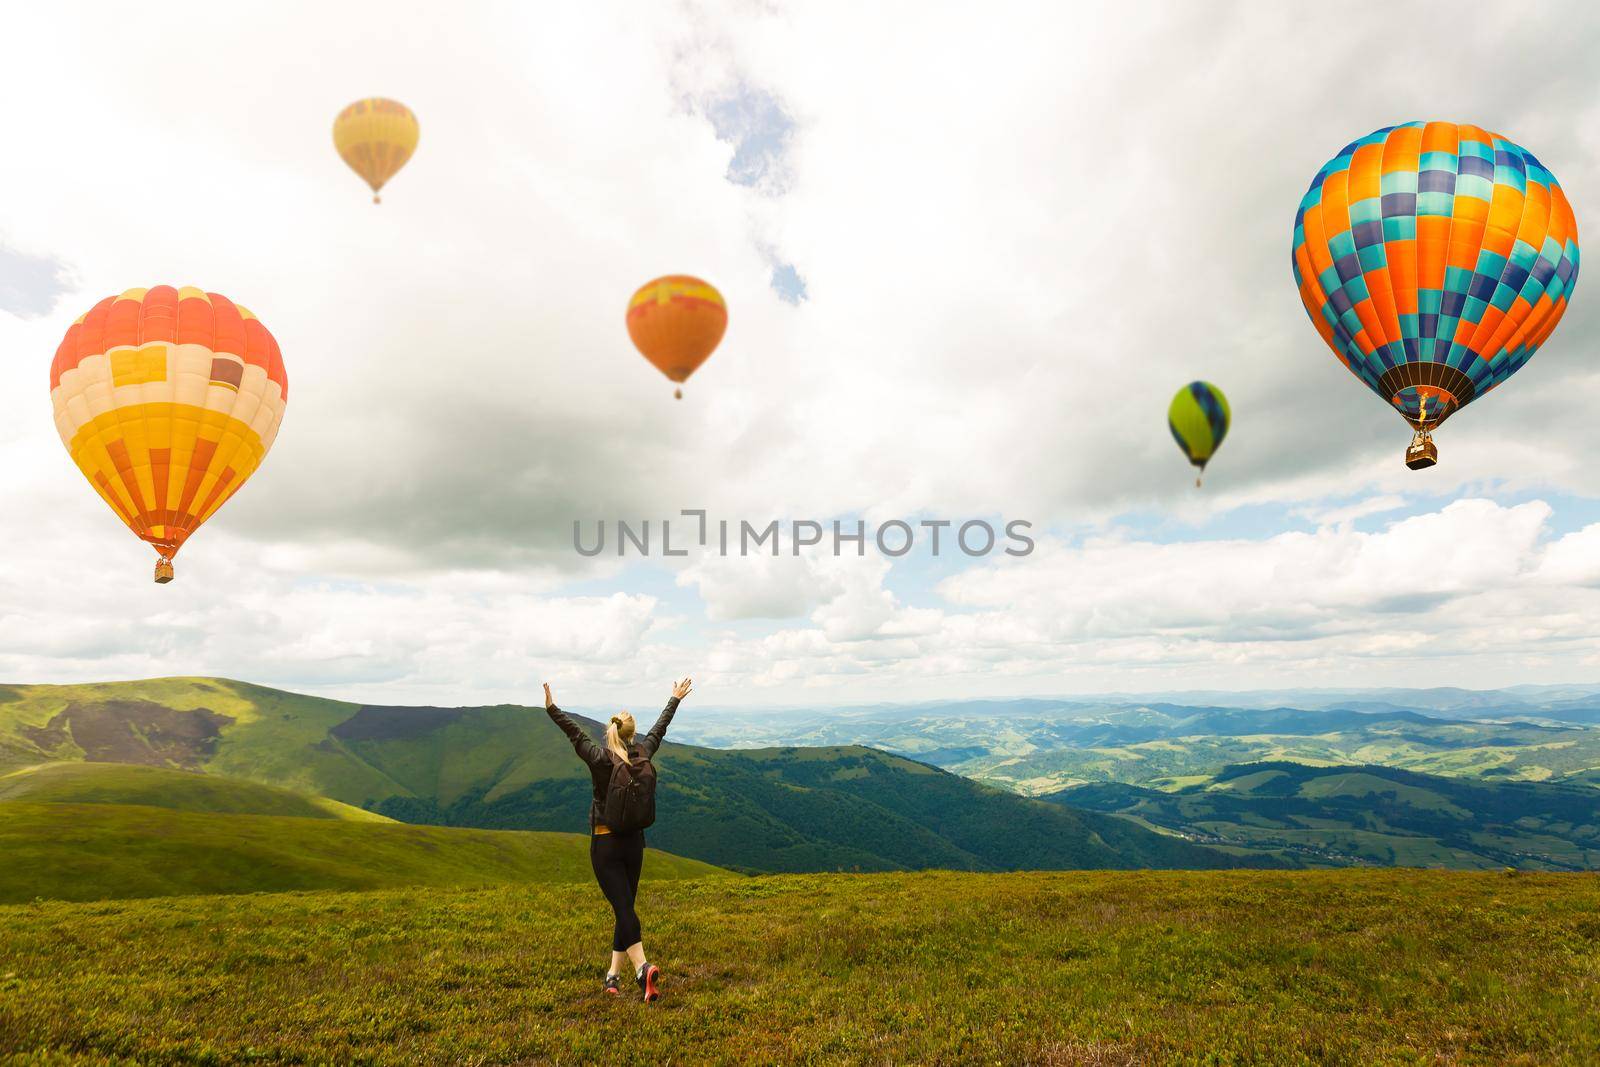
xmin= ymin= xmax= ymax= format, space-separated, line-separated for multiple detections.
xmin=543 ymin=682 xmax=555 ymax=709
xmin=672 ymin=677 xmax=693 ymax=701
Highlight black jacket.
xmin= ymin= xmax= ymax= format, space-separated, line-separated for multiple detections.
xmin=545 ymin=698 xmax=679 ymax=831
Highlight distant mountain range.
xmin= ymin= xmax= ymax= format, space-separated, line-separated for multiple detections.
xmin=1096 ymin=685 xmax=1600 ymax=718
xmin=673 ymin=684 xmax=1600 ymax=729
xmin=0 ymin=678 xmax=1253 ymax=875
xmin=666 ymin=691 xmax=1600 ymax=795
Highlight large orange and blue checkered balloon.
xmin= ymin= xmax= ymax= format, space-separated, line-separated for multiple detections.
xmin=1292 ymin=122 xmax=1578 ymax=451
xmin=49 ymin=287 xmax=288 ymax=583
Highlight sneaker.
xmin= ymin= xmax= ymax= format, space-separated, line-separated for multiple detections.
xmin=636 ymin=963 xmax=661 ymax=1002
xmin=603 ymin=974 xmax=621 ymax=997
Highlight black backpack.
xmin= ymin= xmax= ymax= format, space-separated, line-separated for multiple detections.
xmin=603 ymin=747 xmax=657 ymax=832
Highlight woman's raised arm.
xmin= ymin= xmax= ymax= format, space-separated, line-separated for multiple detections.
xmin=642 ymin=677 xmax=692 ymax=754
xmin=542 ymin=682 xmax=606 ymax=767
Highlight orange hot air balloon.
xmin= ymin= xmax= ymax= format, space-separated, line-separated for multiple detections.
xmin=626 ymin=275 xmax=727 ymax=399
xmin=49 ymin=287 xmax=288 ymax=584
xmin=333 ymin=97 xmax=419 ymax=204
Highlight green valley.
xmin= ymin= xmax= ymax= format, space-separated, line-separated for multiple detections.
xmin=1049 ymin=762 xmax=1600 ymax=870
xmin=961 ymin=712 xmax=1600 ymax=796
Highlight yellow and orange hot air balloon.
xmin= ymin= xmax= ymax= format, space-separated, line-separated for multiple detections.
xmin=333 ymin=97 xmax=419 ymax=204
xmin=626 ymin=275 xmax=727 ymax=399
xmin=48 ymin=287 xmax=288 ymax=584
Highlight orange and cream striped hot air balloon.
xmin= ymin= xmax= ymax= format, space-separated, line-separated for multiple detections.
xmin=626 ymin=275 xmax=727 ymax=399
xmin=333 ymin=97 xmax=419 ymax=204
xmin=48 ymin=287 xmax=288 ymax=584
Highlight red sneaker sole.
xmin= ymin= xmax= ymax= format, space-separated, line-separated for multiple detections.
xmin=643 ymin=966 xmax=660 ymax=1001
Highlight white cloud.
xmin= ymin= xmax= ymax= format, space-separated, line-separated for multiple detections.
xmin=1290 ymin=495 xmax=1410 ymax=528
xmin=676 ymin=548 xmax=845 ymax=621
xmin=1537 ymin=523 xmax=1600 ymax=589
xmin=942 ymin=499 xmax=1554 ymax=635
xmin=687 ymin=499 xmax=1600 ymax=698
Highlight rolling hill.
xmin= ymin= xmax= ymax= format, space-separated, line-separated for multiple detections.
xmin=0 ymin=761 xmax=390 ymax=821
xmin=1047 ymin=762 xmax=1600 ymax=870
xmin=377 ymin=742 xmax=1267 ymax=873
xmin=0 ymin=678 xmax=1258 ymax=874
xmin=0 ymin=801 xmax=727 ymax=904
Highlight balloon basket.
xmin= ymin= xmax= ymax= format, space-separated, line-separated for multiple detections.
xmin=154 ymin=557 xmax=174 ymax=584
xmin=1405 ymin=431 xmax=1438 ymax=470
xmin=674 ymin=388 xmax=682 ymax=400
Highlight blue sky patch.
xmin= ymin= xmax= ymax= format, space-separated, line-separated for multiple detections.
xmin=705 ymin=82 xmax=794 ymax=190
xmin=770 ymin=260 xmax=808 ymax=304
xmin=0 ymin=242 xmax=72 ymax=318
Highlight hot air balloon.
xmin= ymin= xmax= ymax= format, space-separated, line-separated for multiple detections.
xmin=333 ymin=97 xmax=419 ymax=204
xmin=1292 ymin=122 xmax=1579 ymax=469
xmin=1168 ymin=381 xmax=1230 ymax=487
xmin=626 ymin=276 xmax=727 ymax=399
xmin=48 ymin=287 xmax=288 ymax=583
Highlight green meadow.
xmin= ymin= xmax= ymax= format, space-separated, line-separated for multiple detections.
xmin=1 ymin=870 xmax=1596 ymax=1064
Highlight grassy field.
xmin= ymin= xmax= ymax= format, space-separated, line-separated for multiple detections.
xmin=0 ymin=802 xmax=727 ymax=904
xmin=0 ymin=870 xmax=1596 ymax=1064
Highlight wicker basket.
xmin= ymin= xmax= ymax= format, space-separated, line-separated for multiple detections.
xmin=1405 ymin=435 xmax=1438 ymax=470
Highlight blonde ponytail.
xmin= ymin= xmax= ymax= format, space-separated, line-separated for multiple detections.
xmin=605 ymin=711 xmax=636 ymax=762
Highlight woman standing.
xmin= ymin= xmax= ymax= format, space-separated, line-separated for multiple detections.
xmin=542 ymin=678 xmax=691 ymax=1001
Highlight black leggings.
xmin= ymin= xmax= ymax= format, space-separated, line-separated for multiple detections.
xmin=590 ymin=830 xmax=645 ymax=952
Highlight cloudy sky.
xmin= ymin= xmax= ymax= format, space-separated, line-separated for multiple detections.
xmin=2 ymin=1 xmax=1599 ymax=708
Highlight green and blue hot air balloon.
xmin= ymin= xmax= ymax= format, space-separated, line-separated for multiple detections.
xmin=1168 ymin=381 xmax=1230 ymax=487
